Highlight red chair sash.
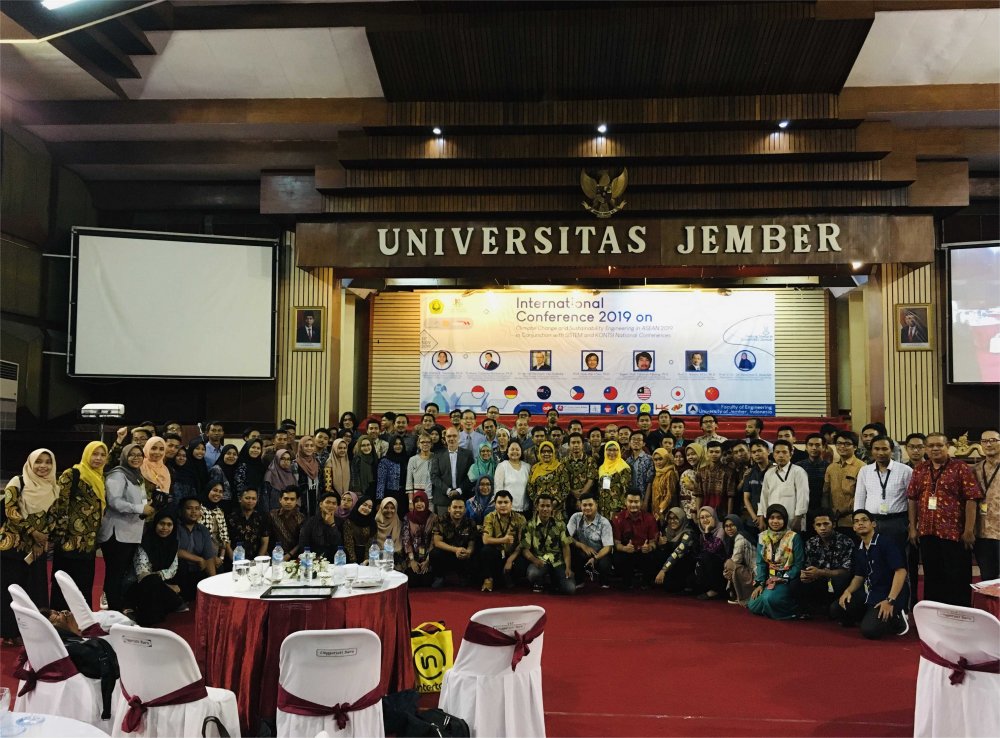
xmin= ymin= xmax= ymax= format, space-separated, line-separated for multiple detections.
xmin=462 ymin=613 xmax=547 ymax=672
xmin=12 ymin=650 xmax=79 ymax=697
xmin=120 ymin=678 xmax=209 ymax=733
xmin=277 ymin=684 xmax=383 ymax=730
xmin=920 ymin=642 xmax=1000 ymax=686
xmin=81 ymin=623 xmax=108 ymax=637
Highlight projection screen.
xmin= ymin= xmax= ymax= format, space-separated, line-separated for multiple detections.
xmin=70 ymin=228 xmax=277 ymax=379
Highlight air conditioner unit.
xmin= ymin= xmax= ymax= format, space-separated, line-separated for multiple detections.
xmin=0 ymin=360 xmax=19 ymax=431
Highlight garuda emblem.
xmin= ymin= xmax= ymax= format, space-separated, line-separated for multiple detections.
xmin=581 ymin=167 xmax=628 ymax=218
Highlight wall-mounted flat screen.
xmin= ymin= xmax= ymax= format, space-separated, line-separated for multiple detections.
xmin=948 ymin=243 xmax=1000 ymax=384
xmin=70 ymin=228 xmax=277 ymax=379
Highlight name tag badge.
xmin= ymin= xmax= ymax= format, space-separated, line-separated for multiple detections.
xmin=827 ymin=580 xmax=834 ymax=593
xmin=981 ymin=502 xmax=989 ymax=514
xmin=927 ymin=496 xmax=938 ymax=511
xmin=864 ymin=580 xmax=870 ymax=594
xmin=880 ymin=503 xmax=889 ymax=515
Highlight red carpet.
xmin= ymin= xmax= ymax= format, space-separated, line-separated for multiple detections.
xmin=1 ymin=565 xmax=917 ymax=737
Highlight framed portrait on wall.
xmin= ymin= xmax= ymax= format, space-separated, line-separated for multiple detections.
xmin=895 ymin=303 xmax=932 ymax=351
xmin=293 ymin=306 xmax=324 ymax=351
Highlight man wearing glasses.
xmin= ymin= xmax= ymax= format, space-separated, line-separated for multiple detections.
xmin=973 ymin=430 xmax=1000 ymax=582
xmin=824 ymin=431 xmax=865 ymax=539
xmin=906 ymin=433 xmax=982 ymax=607
xmin=903 ymin=433 xmax=926 ymax=469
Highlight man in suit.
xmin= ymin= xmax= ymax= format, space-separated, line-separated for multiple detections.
xmin=530 ymin=350 xmax=551 ymax=371
xmin=481 ymin=351 xmax=499 ymax=370
xmin=687 ymin=351 xmax=707 ymax=371
xmin=296 ymin=312 xmax=320 ymax=344
xmin=900 ymin=312 xmax=928 ymax=344
xmin=430 ymin=426 xmax=475 ymax=517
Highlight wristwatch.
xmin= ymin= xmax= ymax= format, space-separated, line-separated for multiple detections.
xmin=886 ymin=597 xmax=895 ymax=604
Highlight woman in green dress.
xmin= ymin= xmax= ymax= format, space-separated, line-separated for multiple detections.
xmin=597 ymin=441 xmax=632 ymax=519
xmin=747 ymin=503 xmax=804 ymax=620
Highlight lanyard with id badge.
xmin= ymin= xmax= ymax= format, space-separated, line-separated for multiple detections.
xmin=927 ymin=461 xmax=949 ymax=511
xmin=877 ymin=467 xmax=891 ymax=515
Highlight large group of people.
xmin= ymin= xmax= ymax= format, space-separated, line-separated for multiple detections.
xmin=1 ymin=406 xmax=996 ymax=645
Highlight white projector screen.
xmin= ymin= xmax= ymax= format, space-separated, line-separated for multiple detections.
xmin=948 ymin=243 xmax=1000 ymax=384
xmin=70 ymin=228 xmax=277 ymax=379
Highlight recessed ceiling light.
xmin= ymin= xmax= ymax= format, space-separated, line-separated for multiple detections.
xmin=42 ymin=0 xmax=83 ymax=9
xmin=432 ymin=127 xmax=442 ymax=136
xmin=596 ymin=123 xmax=608 ymax=134
xmin=777 ymin=120 xmax=790 ymax=129
xmin=851 ymin=261 xmax=864 ymax=270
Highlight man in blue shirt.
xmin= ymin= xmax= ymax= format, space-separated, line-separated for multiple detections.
xmin=174 ymin=498 xmax=219 ymax=603
xmin=829 ymin=509 xmax=908 ymax=639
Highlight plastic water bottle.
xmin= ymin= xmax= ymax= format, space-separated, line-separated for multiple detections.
xmin=334 ymin=546 xmax=347 ymax=568
xmin=271 ymin=544 xmax=284 ymax=581
xmin=382 ymin=537 xmax=394 ymax=572
xmin=232 ymin=543 xmax=245 ymax=581
xmin=301 ymin=546 xmax=313 ymax=582
xmin=368 ymin=542 xmax=380 ymax=569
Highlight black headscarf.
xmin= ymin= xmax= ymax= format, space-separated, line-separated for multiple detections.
xmin=140 ymin=509 xmax=179 ymax=572
xmin=348 ymin=495 xmax=376 ymax=528
xmin=235 ymin=439 xmax=266 ymax=492
xmin=213 ymin=444 xmax=239 ymax=488
xmin=201 ymin=480 xmax=224 ymax=511
xmin=172 ymin=439 xmax=209 ymax=494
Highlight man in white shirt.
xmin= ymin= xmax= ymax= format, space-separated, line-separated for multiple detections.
xmin=854 ymin=436 xmax=913 ymax=552
xmin=758 ymin=440 xmax=809 ymax=531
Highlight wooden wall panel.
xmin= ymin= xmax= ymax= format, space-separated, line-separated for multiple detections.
xmin=880 ymin=263 xmax=944 ymax=439
xmin=274 ymin=232 xmax=338 ymax=431
xmin=369 ymin=289 xmax=829 ymax=417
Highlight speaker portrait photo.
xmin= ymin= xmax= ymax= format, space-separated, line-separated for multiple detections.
xmin=685 ymin=350 xmax=708 ymax=372
xmin=896 ymin=304 xmax=932 ymax=350
xmin=582 ymin=350 xmax=603 ymax=371
xmin=480 ymin=350 xmax=500 ymax=371
xmin=633 ymin=350 xmax=655 ymax=371
xmin=530 ymin=350 xmax=552 ymax=371
xmin=432 ymin=350 xmax=453 ymax=370
xmin=293 ymin=307 xmax=323 ymax=350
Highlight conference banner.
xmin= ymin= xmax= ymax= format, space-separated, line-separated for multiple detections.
xmin=419 ymin=290 xmax=775 ymax=417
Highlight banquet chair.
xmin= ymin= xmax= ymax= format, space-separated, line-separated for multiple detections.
xmin=7 ymin=584 xmax=38 ymax=612
xmin=10 ymin=602 xmax=111 ymax=731
xmin=439 ymin=605 xmax=546 ymax=738
xmin=277 ymin=629 xmax=384 ymax=738
xmin=108 ymin=624 xmax=240 ymax=737
xmin=55 ymin=571 xmax=134 ymax=638
xmin=912 ymin=601 xmax=1000 ymax=737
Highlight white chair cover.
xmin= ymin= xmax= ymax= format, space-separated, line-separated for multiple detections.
xmin=107 ymin=624 xmax=240 ymax=738
xmin=7 ymin=584 xmax=38 ymax=612
xmin=10 ymin=602 xmax=111 ymax=731
xmin=439 ymin=606 xmax=546 ymax=738
xmin=913 ymin=601 xmax=1000 ymax=738
xmin=55 ymin=570 xmax=136 ymax=637
xmin=276 ymin=628 xmax=384 ymax=738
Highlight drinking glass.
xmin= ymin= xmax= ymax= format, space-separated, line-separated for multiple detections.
xmin=344 ymin=565 xmax=357 ymax=595
xmin=0 ymin=687 xmax=23 ymax=737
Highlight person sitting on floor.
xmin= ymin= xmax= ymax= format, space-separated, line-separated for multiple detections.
xmin=479 ymin=489 xmax=528 ymax=592
xmin=829 ymin=509 xmax=909 ymax=639
xmin=653 ymin=507 xmax=697 ymax=593
xmin=566 ymin=491 xmax=614 ymax=588
xmin=430 ymin=497 xmax=478 ymax=588
xmin=693 ymin=506 xmax=727 ymax=600
xmin=125 ymin=509 xmax=183 ymax=626
xmin=174 ymin=497 xmax=219 ymax=604
xmin=722 ymin=514 xmax=755 ymax=606
xmin=612 ymin=491 xmax=659 ymax=589
xmin=798 ymin=509 xmax=854 ymax=617
xmin=520 ymin=493 xmax=575 ymax=595
xmin=748 ymin=503 xmax=804 ymax=620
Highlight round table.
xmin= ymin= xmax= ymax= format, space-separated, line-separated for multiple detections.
xmin=4 ymin=713 xmax=108 ymax=737
xmin=194 ymin=566 xmax=415 ymax=734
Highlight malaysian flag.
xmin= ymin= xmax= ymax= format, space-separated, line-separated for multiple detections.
xmin=636 ymin=386 xmax=652 ymax=400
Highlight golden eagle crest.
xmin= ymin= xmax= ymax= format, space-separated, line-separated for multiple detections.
xmin=581 ymin=167 xmax=628 ymax=218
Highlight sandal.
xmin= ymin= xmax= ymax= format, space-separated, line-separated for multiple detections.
xmin=481 ymin=578 xmax=494 ymax=592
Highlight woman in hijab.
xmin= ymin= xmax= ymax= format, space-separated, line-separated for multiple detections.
xmin=597 ymin=441 xmax=632 ymax=519
xmin=263 ymin=449 xmax=298 ymax=512
xmin=747 ymin=503 xmax=804 ymax=620
xmin=234 ymin=438 xmax=266 ymax=499
xmin=723 ymin=514 xmax=755 ymax=606
xmin=465 ymin=475 xmax=496 ymax=529
xmin=679 ymin=443 xmax=706 ymax=521
xmin=50 ymin=441 xmax=108 ymax=611
xmin=294 ymin=435 xmax=324 ymax=517
xmin=375 ymin=498 xmax=403 ymax=570
xmin=1 ymin=449 xmax=61 ymax=643
xmin=298 ymin=492 xmax=343 ymax=561
xmin=693 ymin=506 xmax=727 ymax=600
xmin=350 ymin=437 xmax=378 ymax=499
xmin=653 ymin=506 xmax=698 ymax=594
xmin=402 ymin=491 xmax=436 ymax=587
xmin=200 ymin=481 xmax=232 ymax=566
xmin=124 ymin=510 xmax=183 ymax=626
xmin=649 ymin=448 xmax=679 ymax=520
xmin=170 ymin=439 xmax=207 ymax=506
xmin=336 ymin=491 xmax=358 ymax=528
xmin=99 ymin=443 xmax=156 ymax=612
xmin=139 ymin=436 xmax=172 ymax=510
xmin=208 ymin=443 xmax=240 ymax=506
xmin=342 ymin=495 xmax=376 ymax=564
xmin=377 ymin=436 xmax=410 ymax=516
xmin=324 ymin=438 xmax=351 ymax=499
xmin=467 ymin=442 xmax=498 ymax=486
xmin=527 ymin=441 xmax=569 ymax=514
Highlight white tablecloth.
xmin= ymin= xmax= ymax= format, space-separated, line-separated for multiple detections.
xmin=5 ymin=713 xmax=109 ymax=737
xmin=197 ymin=564 xmax=407 ymax=600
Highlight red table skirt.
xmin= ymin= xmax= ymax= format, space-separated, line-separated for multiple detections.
xmin=972 ymin=590 xmax=1000 ymax=619
xmin=194 ymin=584 xmax=415 ymax=734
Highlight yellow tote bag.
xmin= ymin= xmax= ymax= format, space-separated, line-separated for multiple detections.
xmin=410 ymin=621 xmax=454 ymax=693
